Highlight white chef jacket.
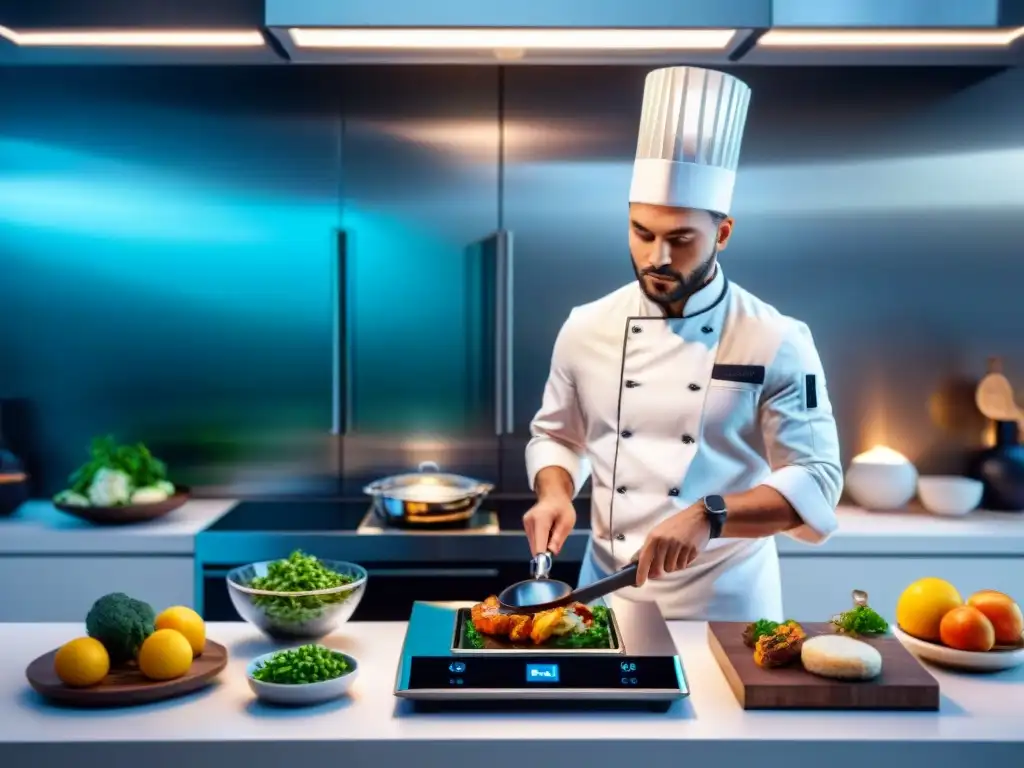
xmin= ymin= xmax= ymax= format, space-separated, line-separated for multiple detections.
xmin=525 ymin=266 xmax=843 ymax=622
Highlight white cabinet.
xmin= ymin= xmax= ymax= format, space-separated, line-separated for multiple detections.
xmin=0 ymin=556 xmax=194 ymax=622
xmin=780 ymin=555 xmax=1024 ymax=621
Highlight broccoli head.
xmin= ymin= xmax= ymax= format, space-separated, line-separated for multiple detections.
xmin=85 ymin=592 xmax=156 ymax=663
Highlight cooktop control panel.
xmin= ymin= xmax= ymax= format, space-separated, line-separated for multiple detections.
xmin=406 ymin=656 xmax=682 ymax=690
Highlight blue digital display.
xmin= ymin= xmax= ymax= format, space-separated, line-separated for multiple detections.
xmin=525 ymin=663 xmax=560 ymax=683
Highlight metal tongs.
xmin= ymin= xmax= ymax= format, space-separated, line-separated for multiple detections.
xmin=497 ymin=550 xmax=640 ymax=614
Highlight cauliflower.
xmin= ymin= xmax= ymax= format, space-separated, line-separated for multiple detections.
xmin=53 ymin=490 xmax=90 ymax=507
xmin=155 ymin=480 xmax=175 ymax=496
xmin=87 ymin=467 xmax=132 ymax=507
xmin=130 ymin=486 xmax=169 ymax=504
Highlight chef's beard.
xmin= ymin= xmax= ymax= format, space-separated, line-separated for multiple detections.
xmin=633 ymin=247 xmax=718 ymax=308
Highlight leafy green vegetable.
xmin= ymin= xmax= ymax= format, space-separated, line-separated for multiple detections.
xmin=743 ymin=617 xmax=801 ymax=648
xmin=463 ymin=604 xmax=613 ymax=649
xmin=832 ymin=605 xmax=889 ymax=635
xmin=251 ymin=644 xmax=351 ymax=685
xmin=249 ymin=551 xmax=358 ymax=625
xmin=85 ymin=592 xmax=156 ymax=663
xmin=69 ymin=435 xmax=168 ymax=496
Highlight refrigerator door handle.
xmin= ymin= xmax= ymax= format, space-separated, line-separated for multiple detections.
xmin=492 ymin=229 xmax=514 ymax=436
xmin=332 ymin=229 xmax=353 ymax=435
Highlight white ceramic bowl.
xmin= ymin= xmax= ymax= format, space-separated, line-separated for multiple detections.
xmin=917 ymin=475 xmax=983 ymax=516
xmin=246 ymin=649 xmax=359 ymax=705
xmin=894 ymin=626 xmax=1024 ymax=672
xmin=845 ymin=459 xmax=918 ymax=510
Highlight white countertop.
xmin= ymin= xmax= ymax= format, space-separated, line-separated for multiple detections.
xmin=2 ymin=500 xmax=1023 ymax=558
xmin=2 ymin=620 xmax=1020 ymax=749
xmin=0 ymin=500 xmax=235 ymax=555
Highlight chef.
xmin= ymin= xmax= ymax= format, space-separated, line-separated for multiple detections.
xmin=522 ymin=66 xmax=843 ymax=622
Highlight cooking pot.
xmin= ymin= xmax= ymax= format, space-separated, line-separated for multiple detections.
xmin=364 ymin=461 xmax=494 ymax=525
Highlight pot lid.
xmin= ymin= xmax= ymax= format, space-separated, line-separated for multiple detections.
xmin=363 ymin=461 xmax=493 ymax=502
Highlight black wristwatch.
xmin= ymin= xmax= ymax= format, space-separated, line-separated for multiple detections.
xmin=702 ymin=494 xmax=727 ymax=539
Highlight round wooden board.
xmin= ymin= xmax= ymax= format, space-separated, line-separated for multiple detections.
xmin=54 ymin=489 xmax=190 ymax=525
xmin=25 ymin=639 xmax=228 ymax=707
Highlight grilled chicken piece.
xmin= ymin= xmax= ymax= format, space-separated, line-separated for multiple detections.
xmin=530 ymin=607 xmax=568 ymax=644
xmin=508 ymin=614 xmax=534 ymax=642
xmin=471 ymin=595 xmax=514 ymax=636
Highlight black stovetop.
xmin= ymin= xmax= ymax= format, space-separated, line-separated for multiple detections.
xmin=203 ymin=497 xmax=591 ymax=533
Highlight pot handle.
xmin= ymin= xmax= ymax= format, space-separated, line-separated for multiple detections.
xmin=418 ymin=461 xmax=440 ymax=473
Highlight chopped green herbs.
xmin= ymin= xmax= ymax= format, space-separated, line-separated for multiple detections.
xmin=249 ymin=551 xmax=357 ymax=624
xmin=251 ymin=644 xmax=351 ymax=685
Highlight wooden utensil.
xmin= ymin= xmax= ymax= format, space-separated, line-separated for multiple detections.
xmin=708 ymin=622 xmax=939 ymax=710
xmin=54 ymin=487 xmax=190 ymax=525
xmin=976 ymin=357 xmax=1024 ymax=428
xmin=25 ymin=639 xmax=228 ymax=707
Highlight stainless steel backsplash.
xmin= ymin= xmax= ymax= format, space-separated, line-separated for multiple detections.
xmin=1 ymin=65 xmax=1021 ymax=496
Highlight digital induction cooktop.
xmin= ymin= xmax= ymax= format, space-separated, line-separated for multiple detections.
xmin=394 ymin=597 xmax=687 ymax=712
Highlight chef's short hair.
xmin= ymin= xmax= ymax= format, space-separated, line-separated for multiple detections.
xmin=709 ymin=211 xmax=727 ymax=226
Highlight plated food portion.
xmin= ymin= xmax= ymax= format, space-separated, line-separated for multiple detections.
xmin=26 ymin=592 xmax=227 ymax=707
xmin=894 ymin=579 xmax=1024 ymax=671
xmin=741 ymin=603 xmax=889 ymax=681
xmin=226 ymin=551 xmax=368 ymax=639
xmin=52 ymin=436 xmax=188 ymax=523
xmin=461 ymin=596 xmax=615 ymax=651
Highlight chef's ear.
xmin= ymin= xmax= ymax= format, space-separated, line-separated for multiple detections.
xmin=714 ymin=216 xmax=734 ymax=250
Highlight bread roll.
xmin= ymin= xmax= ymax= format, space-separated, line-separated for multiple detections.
xmin=801 ymin=635 xmax=882 ymax=680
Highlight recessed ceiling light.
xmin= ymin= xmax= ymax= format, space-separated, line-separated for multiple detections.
xmin=758 ymin=27 xmax=1024 ymax=48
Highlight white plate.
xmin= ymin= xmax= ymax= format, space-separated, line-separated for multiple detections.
xmin=894 ymin=626 xmax=1024 ymax=672
xmin=246 ymin=649 xmax=359 ymax=705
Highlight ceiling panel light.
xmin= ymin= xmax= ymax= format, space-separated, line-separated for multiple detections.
xmin=758 ymin=27 xmax=1024 ymax=48
xmin=0 ymin=27 xmax=265 ymax=47
xmin=288 ymin=28 xmax=737 ymax=51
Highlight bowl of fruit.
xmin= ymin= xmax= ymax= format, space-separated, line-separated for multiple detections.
xmin=226 ymin=551 xmax=367 ymax=640
xmin=246 ymin=644 xmax=358 ymax=706
xmin=894 ymin=579 xmax=1024 ymax=672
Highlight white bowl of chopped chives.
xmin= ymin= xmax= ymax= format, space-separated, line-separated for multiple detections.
xmin=246 ymin=645 xmax=359 ymax=705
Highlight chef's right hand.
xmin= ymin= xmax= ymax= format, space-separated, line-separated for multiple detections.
xmin=523 ymin=497 xmax=577 ymax=556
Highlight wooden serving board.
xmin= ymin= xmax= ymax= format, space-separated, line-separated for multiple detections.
xmin=26 ymin=640 xmax=228 ymax=707
xmin=708 ymin=622 xmax=939 ymax=711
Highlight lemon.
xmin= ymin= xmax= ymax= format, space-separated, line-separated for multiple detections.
xmin=897 ymin=577 xmax=963 ymax=641
xmin=155 ymin=606 xmax=206 ymax=657
xmin=137 ymin=629 xmax=194 ymax=681
xmin=54 ymin=637 xmax=110 ymax=688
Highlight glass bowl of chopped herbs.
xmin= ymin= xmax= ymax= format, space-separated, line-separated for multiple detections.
xmin=227 ymin=551 xmax=368 ymax=640
xmin=246 ymin=644 xmax=359 ymax=705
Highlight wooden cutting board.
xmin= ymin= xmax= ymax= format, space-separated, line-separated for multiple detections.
xmin=26 ymin=640 xmax=228 ymax=707
xmin=708 ymin=622 xmax=939 ymax=710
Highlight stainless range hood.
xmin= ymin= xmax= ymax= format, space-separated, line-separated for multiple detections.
xmin=265 ymin=0 xmax=1024 ymax=65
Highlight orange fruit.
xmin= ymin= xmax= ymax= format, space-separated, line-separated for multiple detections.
xmin=896 ymin=577 xmax=963 ymax=642
xmin=155 ymin=606 xmax=206 ymax=657
xmin=967 ymin=591 xmax=1023 ymax=646
xmin=53 ymin=637 xmax=110 ymax=687
xmin=940 ymin=605 xmax=995 ymax=652
xmin=137 ymin=629 xmax=193 ymax=681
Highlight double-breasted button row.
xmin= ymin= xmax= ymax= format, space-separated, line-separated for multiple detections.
xmin=613 ymin=486 xmax=683 ymax=497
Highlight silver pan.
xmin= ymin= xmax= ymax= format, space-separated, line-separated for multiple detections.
xmin=364 ymin=461 xmax=494 ymax=525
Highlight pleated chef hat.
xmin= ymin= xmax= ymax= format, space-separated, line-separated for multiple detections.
xmin=629 ymin=66 xmax=752 ymax=216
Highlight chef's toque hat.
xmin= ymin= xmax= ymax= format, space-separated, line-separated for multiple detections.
xmin=629 ymin=66 xmax=752 ymax=216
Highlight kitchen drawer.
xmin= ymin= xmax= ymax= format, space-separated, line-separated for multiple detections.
xmin=0 ymin=555 xmax=194 ymax=622
xmin=780 ymin=555 xmax=1024 ymax=621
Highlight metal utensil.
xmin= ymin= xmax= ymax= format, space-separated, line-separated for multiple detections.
xmin=498 ymin=562 xmax=640 ymax=614
xmin=853 ymin=589 xmax=869 ymax=607
xmin=364 ymin=461 xmax=494 ymax=525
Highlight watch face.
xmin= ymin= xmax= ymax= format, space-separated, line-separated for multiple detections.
xmin=705 ymin=494 xmax=727 ymax=514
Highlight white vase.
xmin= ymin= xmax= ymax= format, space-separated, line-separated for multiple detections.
xmin=845 ymin=446 xmax=918 ymax=511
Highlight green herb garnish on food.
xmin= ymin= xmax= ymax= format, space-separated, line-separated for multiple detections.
xmin=832 ymin=605 xmax=889 ymax=635
xmin=251 ymin=644 xmax=351 ymax=685
xmin=249 ymin=551 xmax=357 ymax=625
xmin=742 ymin=617 xmax=801 ymax=648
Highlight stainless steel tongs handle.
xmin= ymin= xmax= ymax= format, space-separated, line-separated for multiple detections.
xmin=530 ymin=550 xmax=553 ymax=580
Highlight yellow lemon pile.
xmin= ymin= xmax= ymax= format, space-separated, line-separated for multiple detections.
xmin=54 ymin=603 xmax=206 ymax=688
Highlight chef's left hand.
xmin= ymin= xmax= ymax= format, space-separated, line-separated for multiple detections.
xmin=633 ymin=504 xmax=711 ymax=586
